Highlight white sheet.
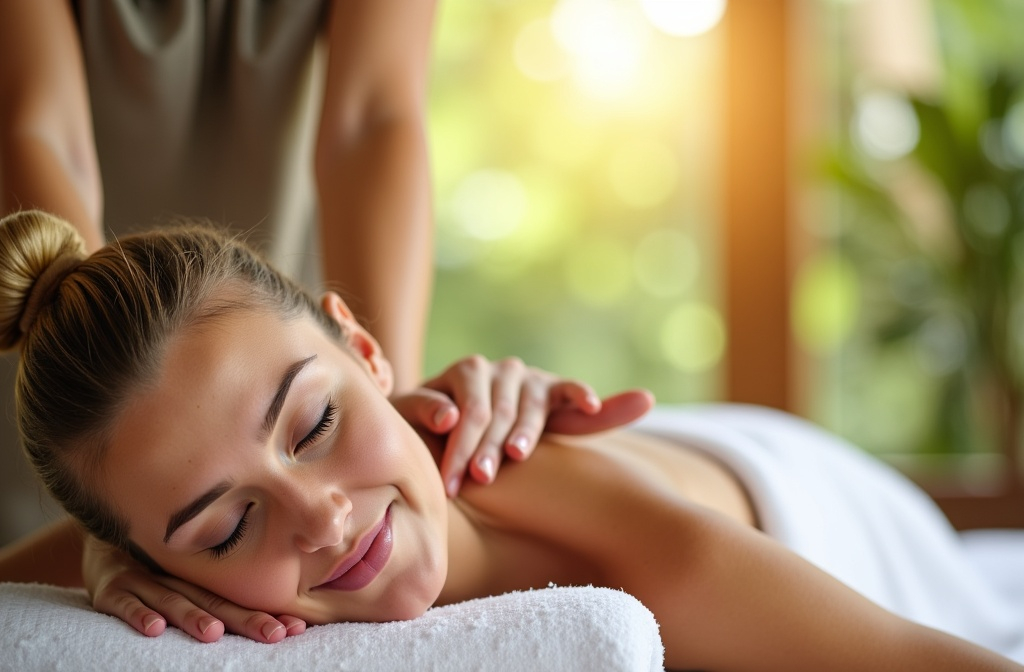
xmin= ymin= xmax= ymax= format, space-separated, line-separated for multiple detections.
xmin=1 ymin=583 xmax=663 ymax=671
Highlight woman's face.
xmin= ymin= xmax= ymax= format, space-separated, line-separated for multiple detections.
xmin=97 ymin=300 xmax=449 ymax=624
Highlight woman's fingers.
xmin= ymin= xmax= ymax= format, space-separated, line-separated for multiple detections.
xmin=278 ymin=614 xmax=308 ymax=637
xmin=91 ymin=572 xmax=224 ymax=642
xmin=94 ymin=585 xmax=167 ymax=637
xmin=93 ymin=572 xmax=306 ymax=643
xmin=157 ymin=575 xmax=304 ymax=643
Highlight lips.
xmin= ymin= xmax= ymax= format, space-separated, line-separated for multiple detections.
xmin=316 ymin=505 xmax=393 ymax=592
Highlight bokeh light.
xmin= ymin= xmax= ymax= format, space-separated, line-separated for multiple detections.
xmin=514 ymin=19 xmax=570 ymax=82
xmin=659 ymin=302 xmax=726 ymax=372
xmin=633 ymin=228 xmax=700 ymax=297
xmin=451 ymin=169 xmax=528 ymax=241
xmin=852 ymin=90 xmax=920 ymax=160
xmin=564 ymin=236 xmax=634 ymax=306
xmin=792 ymin=252 xmax=859 ymax=354
xmin=640 ymin=0 xmax=727 ymax=37
xmin=607 ymin=139 xmax=680 ymax=208
xmin=551 ymin=0 xmax=652 ymax=99
xmin=426 ymin=0 xmax=722 ymax=403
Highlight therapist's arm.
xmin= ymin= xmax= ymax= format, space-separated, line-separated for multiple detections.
xmin=0 ymin=0 xmax=104 ymax=249
xmin=314 ymin=0 xmax=437 ymax=393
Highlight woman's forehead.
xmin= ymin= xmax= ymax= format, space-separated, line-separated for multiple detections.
xmin=98 ymin=310 xmax=336 ymax=535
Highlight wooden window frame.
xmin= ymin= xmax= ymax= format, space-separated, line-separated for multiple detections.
xmin=721 ymin=0 xmax=1023 ymax=529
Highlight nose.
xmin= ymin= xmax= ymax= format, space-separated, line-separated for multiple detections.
xmin=286 ymin=482 xmax=351 ymax=554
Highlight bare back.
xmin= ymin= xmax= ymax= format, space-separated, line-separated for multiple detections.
xmin=439 ymin=430 xmax=1018 ymax=672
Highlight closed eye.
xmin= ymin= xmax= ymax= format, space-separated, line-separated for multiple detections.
xmin=209 ymin=503 xmax=253 ymax=559
xmin=297 ymin=401 xmax=337 ymax=455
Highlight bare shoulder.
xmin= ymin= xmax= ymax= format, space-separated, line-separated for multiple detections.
xmin=457 ymin=430 xmax=753 ymax=564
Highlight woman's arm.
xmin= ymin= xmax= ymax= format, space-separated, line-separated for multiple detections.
xmin=0 ymin=0 xmax=103 ymax=249
xmin=314 ymin=0 xmax=437 ymax=393
xmin=462 ymin=439 xmax=1019 ymax=671
xmin=644 ymin=508 xmax=1017 ymax=671
xmin=0 ymin=518 xmax=83 ymax=587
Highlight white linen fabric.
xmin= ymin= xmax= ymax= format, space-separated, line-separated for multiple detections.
xmin=0 ymin=583 xmax=663 ymax=672
xmin=636 ymin=404 xmax=1024 ymax=663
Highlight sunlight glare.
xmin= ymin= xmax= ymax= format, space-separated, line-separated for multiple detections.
xmin=452 ymin=169 xmax=528 ymax=241
xmin=514 ymin=19 xmax=570 ymax=82
xmin=551 ymin=0 xmax=651 ymax=99
xmin=640 ymin=0 xmax=727 ymax=37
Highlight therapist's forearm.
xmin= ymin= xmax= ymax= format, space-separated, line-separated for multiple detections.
xmin=0 ymin=518 xmax=84 ymax=587
xmin=1 ymin=131 xmax=103 ymax=251
xmin=317 ymin=120 xmax=432 ymax=393
xmin=315 ymin=0 xmax=436 ymax=392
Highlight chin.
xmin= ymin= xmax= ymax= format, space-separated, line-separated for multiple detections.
xmin=305 ymin=553 xmax=447 ymax=625
xmin=377 ymin=551 xmax=448 ymax=622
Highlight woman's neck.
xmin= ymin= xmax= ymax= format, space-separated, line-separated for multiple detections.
xmin=433 ymin=458 xmax=605 ymax=607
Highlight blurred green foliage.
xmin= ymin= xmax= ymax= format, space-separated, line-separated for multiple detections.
xmin=820 ymin=0 xmax=1024 ymax=456
xmin=423 ymin=0 xmax=726 ymax=402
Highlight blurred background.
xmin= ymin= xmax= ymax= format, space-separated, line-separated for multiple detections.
xmin=423 ymin=0 xmax=1024 ymax=527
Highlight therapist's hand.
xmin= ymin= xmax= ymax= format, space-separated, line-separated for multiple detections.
xmin=390 ymin=355 xmax=654 ymax=497
xmin=83 ymin=535 xmax=306 ymax=643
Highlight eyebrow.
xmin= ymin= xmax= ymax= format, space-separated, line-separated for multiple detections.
xmin=261 ymin=355 xmax=317 ymax=438
xmin=162 ymin=354 xmax=317 ymax=544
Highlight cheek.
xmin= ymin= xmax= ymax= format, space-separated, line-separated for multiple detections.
xmin=341 ymin=406 xmax=422 ymax=482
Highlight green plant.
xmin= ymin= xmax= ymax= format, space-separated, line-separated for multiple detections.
xmin=822 ymin=0 xmax=1024 ymax=462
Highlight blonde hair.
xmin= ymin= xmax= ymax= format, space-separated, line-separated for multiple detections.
xmin=0 ymin=209 xmax=339 ymax=554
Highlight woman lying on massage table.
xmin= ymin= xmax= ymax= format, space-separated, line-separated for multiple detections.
xmin=1 ymin=210 xmax=1020 ymax=671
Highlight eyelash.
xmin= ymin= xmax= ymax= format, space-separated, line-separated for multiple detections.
xmin=207 ymin=402 xmax=337 ymax=559
xmin=296 ymin=401 xmax=337 ymax=455
xmin=209 ymin=503 xmax=252 ymax=559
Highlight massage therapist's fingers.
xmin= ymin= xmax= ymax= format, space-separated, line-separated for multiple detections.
xmin=464 ymin=357 xmax=530 ymax=483
xmin=390 ymin=387 xmax=459 ymax=435
xmin=499 ymin=374 xmax=551 ymax=462
xmin=435 ymin=355 xmax=497 ymax=496
xmin=501 ymin=378 xmax=600 ymax=461
xmin=545 ymin=389 xmax=655 ymax=435
xmin=157 ymin=576 xmax=299 ymax=643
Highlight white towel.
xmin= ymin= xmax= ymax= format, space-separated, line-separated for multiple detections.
xmin=0 ymin=582 xmax=663 ymax=671
xmin=636 ymin=404 xmax=1024 ymax=662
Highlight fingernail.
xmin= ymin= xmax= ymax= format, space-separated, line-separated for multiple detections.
xmin=586 ymin=392 xmax=601 ymax=409
xmin=446 ymin=476 xmax=460 ymax=498
xmin=198 ymin=617 xmax=219 ymax=635
xmin=434 ymin=405 xmax=454 ymax=427
xmin=262 ymin=622 xmax=284 ymax=641
xmin=143 ymin=614 xmax=162 ymax=633
xmin=508 ymin=435 xmax=529 ymax=458
xmin=478 ymin=456 xmax=495 ymax=481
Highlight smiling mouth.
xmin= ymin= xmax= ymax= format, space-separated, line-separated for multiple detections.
xmin=315 ymin=505 xmax=393 ymax=592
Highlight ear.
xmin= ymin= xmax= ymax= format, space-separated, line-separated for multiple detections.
xmin=320 ymin=292 xmax=394 ymax=396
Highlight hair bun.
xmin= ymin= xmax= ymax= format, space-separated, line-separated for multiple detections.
xmin=0 ymin=210 xmax=86 ymax=350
